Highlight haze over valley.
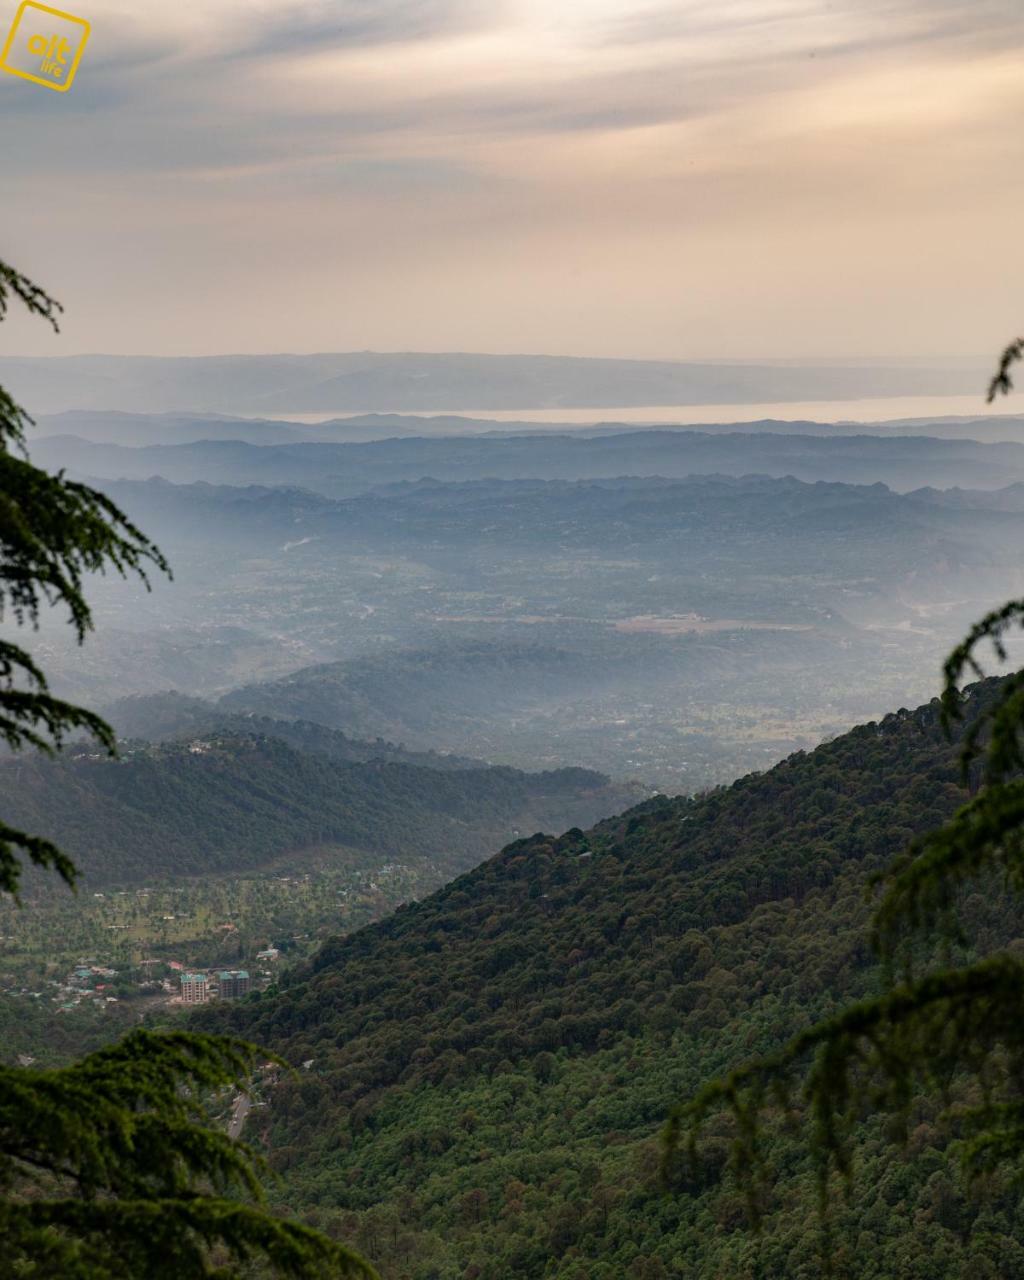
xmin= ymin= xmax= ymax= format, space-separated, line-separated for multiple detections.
xmin=20 ymin=403 xmax=1024 ymax=793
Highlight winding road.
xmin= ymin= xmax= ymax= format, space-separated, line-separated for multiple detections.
xmin=228 ymin=1092 xmax=251 ymax=1140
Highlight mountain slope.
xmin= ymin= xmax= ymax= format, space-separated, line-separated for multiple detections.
xmin=0 ymin=736 xmax=640 ymax=888
xmin=101 ymin=692 xmax=482 ymax=772
xmin=200 ymin=681 xmax=1024 ymax=1279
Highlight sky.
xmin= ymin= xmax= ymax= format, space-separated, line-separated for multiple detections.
xmin=2 ymin=0 xmax=1024 ymax=359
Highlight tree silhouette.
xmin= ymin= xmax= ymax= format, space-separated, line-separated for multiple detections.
xmin=0 ymin=259 xmax=375 ymax=1278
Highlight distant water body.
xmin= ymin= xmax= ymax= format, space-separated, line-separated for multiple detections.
xmin=270 ymin=393 xmax=1012 ymax=428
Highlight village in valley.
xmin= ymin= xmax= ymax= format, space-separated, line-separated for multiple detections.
xmin=56 ymin=947 xmax=280 ymax=1013
xmin=0 ymin=859 xmax=434 ymax=1062
xmin=3 ymin=944 xmax=282 ymax=1037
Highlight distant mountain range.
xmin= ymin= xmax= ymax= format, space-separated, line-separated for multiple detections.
xmin=31 ymin=408 xmax=1024 ymax=450
xmin=0 ymin=350 xmax=988 ymax=415
xmin=94 ymin=470 xmax=1024 ymax=554
xmin=30 ymin=426 xmax=1024 ymax=495
xmin=32 ymin=411 xmax=498 ymax=447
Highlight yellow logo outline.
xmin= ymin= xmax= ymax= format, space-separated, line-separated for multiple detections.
xmin=0 ymin=0 xmax=90 ymax=93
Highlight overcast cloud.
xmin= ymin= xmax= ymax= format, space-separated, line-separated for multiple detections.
xmin=2 ymin=0 xmax=1023 ymax=360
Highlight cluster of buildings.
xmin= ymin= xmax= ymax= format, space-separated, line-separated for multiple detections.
xmin=0 ymin=943 xmax=283 ymax=1019
xmin=29 ymin=949 xmax=282 ymax=1013
xmin=49 ymin=962 xmax=123 ymax=1012
xmin=179 ymin=968 xmax=252 ymax=1005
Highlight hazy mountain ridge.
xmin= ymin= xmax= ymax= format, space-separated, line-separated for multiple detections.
xmin=94 ymin=470 xmax=1008 ymax=553
xmin=100 ymin=691 xmax=483 ymax=771
xmin=1 ymin=352 xmax=986 ymax=415
xmin=33 ymin=408 xmax=1024 ymax=450
xmin=94 ymin=469 xmax=1024 ymax=554
xmin=32 ymin=469 xmax=1024 ymax=788
xmin=30 ymin=426 xmax=1024 ymax=496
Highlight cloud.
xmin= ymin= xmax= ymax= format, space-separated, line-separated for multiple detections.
xmin=605 ymin=0 xmax=1024 ymax=54
xmin=4 ymin=0 xmax=1024 ymax=361
xmin=222 ymin=0 xmax=493 ymax=59
xmin=11 ymin=0 xmax=1023 ymax=179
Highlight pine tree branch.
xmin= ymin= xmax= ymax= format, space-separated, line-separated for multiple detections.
xmin=989 ymin=337 xmax=1024 ymax=402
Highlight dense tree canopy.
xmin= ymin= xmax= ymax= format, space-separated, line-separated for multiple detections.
xmin=1 ymin=732 xmax=632 ymax=887
xmin=197 ymin=678 xmax=1024 ymax=1277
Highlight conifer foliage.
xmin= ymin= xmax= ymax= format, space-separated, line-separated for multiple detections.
xmin=0 ymin=260 xmax=374 ymax=1278
xmin=0 ymin=261 xmax=167 ymax=898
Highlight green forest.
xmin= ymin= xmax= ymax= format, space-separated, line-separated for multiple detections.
xmin=197 ymin=679 xmax=1024 ymax=1279
xmin=0 ymin=734 xmax=639 ymax=886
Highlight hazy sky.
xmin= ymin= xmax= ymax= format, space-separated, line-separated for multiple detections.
xmin=3 ymin=0 xmax=1024 ymax=358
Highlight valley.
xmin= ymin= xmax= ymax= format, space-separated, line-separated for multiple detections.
xmin=0 ymin=862 xmax=431 ymax=1066
xmin=0 ymin=713 xmax=641 ymax=1066
xmin=7 ymin=8 xmax=1024 ymax=1275
xmin=18 ymin=461 xmax=1024 ymax=788
xmin=6 ymin=376 xmax=1024 ymax=1280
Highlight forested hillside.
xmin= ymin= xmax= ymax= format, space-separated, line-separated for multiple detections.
xmin=200 ymin=680 xmax=1024 ymax=1279
xmin=0 ymin=736 xmax=639 ymax=887
xmin=102 ymin=692 xmax=482 ymax=771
